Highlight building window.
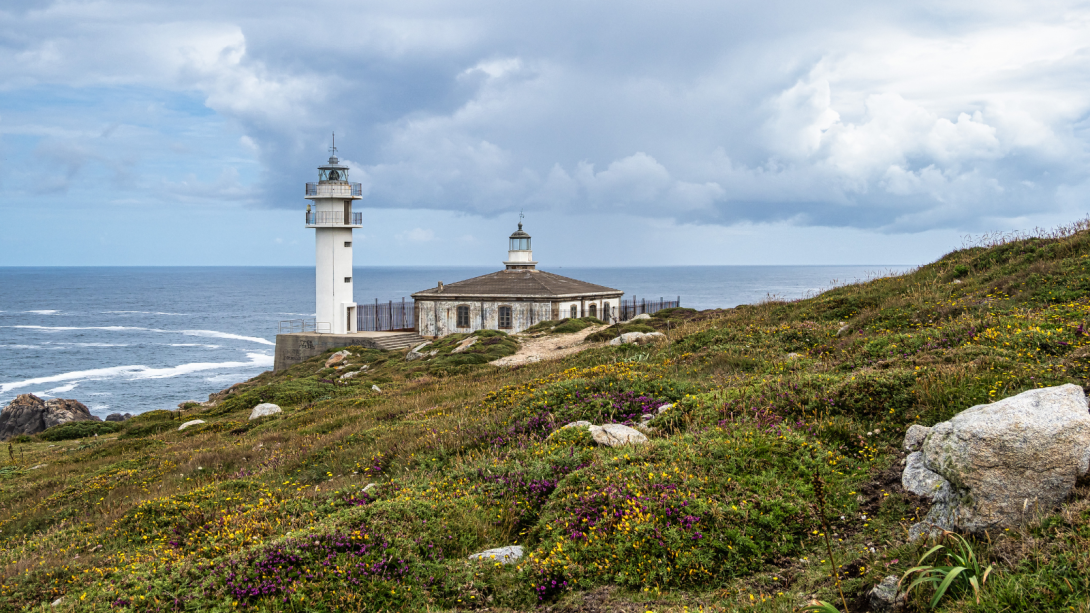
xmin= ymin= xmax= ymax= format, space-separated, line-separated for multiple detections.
xmin=498 ymin=305 xmax=512 ymax=329
xmin=344 ymin=241 xmax=352 ymax=247
xmin=344 ymin=277 xmax=352 ymax=283
xmin=456 ymin=305 xmax=471 ymax=328
xmin=570 ymin=305 xmax=578 ymax=319
xmin=588 ymin=304 xmax=597 ymax=319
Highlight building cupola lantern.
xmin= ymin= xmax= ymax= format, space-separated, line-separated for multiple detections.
xmin=504 ymin=215 xmax=537 ymax=270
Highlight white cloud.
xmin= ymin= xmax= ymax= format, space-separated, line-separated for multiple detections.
xmin=2 ymin=0 xmax=1090 ymax=245
xmin=396 ymin=227 xmax=435 ymax=242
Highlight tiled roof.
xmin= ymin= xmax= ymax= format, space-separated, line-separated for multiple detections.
xmin=412 ymin=269 xmax=622 ymax=299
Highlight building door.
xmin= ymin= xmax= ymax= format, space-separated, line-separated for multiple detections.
xmin=346 ymin=306 xmax=355 ymax=332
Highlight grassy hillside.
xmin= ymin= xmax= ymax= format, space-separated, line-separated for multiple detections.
xmin=2 ymin=220 xmax=1090 ymax=612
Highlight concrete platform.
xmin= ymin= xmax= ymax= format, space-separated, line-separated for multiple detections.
xmin=274 ymin=331 xmax=426 ymax=371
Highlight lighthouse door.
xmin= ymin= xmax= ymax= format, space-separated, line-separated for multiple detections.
xmin=343 ymin=201 xmax=351 ymax=225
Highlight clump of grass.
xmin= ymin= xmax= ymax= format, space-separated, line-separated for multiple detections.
xmin=523 ymin=317 xmax=604 ymax=335
xmin=902 ymin=531 xmax=994 ymax=608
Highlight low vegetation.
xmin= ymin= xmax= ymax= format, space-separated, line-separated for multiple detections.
xmin=2 ymin=219 xmax=1090 ymax=612
xmin=523 ymin=317 xmax=605 ymax=335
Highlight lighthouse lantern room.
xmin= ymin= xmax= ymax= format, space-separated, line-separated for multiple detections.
xmin=305 ymin=139 xmax=362 ymax=334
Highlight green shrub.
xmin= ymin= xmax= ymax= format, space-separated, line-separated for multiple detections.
xmin=126 ymin=410 xmax=175 ymax=424
xmin=38 ymin=421 xmax=122 ymax=442
xmin=121 ymin=420 xmax=177 ymax=439
xmin=585 ymin=322 xmax=655 ymax=342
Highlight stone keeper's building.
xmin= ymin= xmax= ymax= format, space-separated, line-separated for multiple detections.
xmin=412 ymin=223 xmax=623 ymax=337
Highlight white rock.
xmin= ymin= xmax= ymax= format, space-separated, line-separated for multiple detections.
xmin=411 ymin=342 xmax=432 ymax=353
xmin=468 ymin=545 xmax=523 ymax=564
xmin=451 ymin=337 xmax=479 ymax=354
xmin=325 ymin=350 xmax=351 ymax=367
xmin=178 ymin=419 xmax=205 ymax=431
xmin=589 ymin=423 xmax=648 ymax=447
xmin=362 ymin=483 xmax=378 ymax=493
xmin=249 ymin=403 xmax=282 ymax=420
xmin=906 ymin=384 xmax=1090 ymax=536
xmin=340 ymin=370 xmax=359 ymax=379
xmin=630 ymin=313 xmax=652 ymax=321
xmin=371 ymin=385 xmax=382 ymax=393
xmin=608 ymin=331 xmax=666 ymax=346
xmin=51 ymin=597 xmax=63 ymax=607
xmin=657 ymin=403 xmax=674 ymax=414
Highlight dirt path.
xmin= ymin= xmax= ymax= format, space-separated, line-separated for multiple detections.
xmin=491 ymin=325 xmax=607 ymax=366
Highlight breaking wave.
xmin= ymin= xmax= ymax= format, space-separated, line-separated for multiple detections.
xmin=0 ymin=353 xmax=273 ymax=395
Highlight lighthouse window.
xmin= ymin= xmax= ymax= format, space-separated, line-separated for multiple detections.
xmin=498 ymin=306 xmax=512 ymax=329
xmin=344 ymin=241 xmax=352 ymax=247
xmin=456 ymin=305 xmax=470 ymax=328
xmin=344 ymin=277 xmax=352 ymax=283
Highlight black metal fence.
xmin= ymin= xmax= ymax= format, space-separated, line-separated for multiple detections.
xmin=619 ymin=296 xmax=680 ymax=321
xmin=358 ymin=298 xmax=415 ymax=332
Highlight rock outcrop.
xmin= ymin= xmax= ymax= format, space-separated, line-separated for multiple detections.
xmin=0 ymin=394 xmax=99 ymax=440
xmin=105 ymin=413 xmax=133 ymax=422
xmin=325 ymin=350 xmax=351 ymax=368
xmin=451 ymin=337 xmax=478 ymax=354
xmin=249 ymin=403 xmax=282 ymax=420
xmin=902 ymin=384 xmax=1090 ymax=538
xmin=589 ymin=423 xmax=648 ymax=447
xmin=608 ymin=331 xmax=665 ymax=346
xmin=867 ymin=576 xmax=904 ymax=612
xmin=178 ymin=419 xmax=205 ymax=431
xmin=557 ymin=421 xmax=649 ymax=446
xmin=468 ymin=545 xmax=523 ymax=564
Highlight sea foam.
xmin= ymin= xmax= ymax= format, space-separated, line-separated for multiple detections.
xmin=6 ymin=325 xmax=273 ymax=345
xmin=0 ymin=353 xmax=273 ymax=395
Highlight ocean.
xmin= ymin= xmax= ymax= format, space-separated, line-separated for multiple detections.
xmin=0 ymin=265 xmax=909 ymax=416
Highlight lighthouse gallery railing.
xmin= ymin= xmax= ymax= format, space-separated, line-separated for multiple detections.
xmin=306 ymin=182 xmax=363 ymax=197
xmin=306 ymin=211 xmax=363 ymax=225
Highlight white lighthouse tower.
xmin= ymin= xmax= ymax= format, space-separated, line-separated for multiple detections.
xmin=305 ymin=140 xmax=361 ymax=334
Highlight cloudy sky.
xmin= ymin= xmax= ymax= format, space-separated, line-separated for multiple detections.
xmin=1 ymin=0 xmax=1088 ymax=266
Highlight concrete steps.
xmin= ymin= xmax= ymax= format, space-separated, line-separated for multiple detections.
xmin=371 ymin=332 xmax=427 ymax=351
